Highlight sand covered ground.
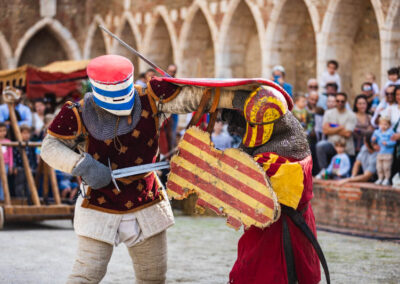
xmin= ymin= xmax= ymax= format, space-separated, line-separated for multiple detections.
xmin=0 ymin=215 xmax=399 ymax=283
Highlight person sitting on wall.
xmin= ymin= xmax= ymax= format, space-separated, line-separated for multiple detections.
xmin=337 ymin=131 xmax=378 ymax=185
xmin=316 ymin=92 xmax=357 ymax=171
xmin=317 ymin=139 xmax=351 ymax=180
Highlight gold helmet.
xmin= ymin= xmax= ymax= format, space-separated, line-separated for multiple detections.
xmin=242 ymin=86 xmax=289 ymax=147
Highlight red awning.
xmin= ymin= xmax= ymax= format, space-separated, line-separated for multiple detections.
xmin=26 ymin=67 xmax=87 ymax=99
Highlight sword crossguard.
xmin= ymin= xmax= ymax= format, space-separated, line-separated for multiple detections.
xmin=108 ymin=158 xmax=121 ymax=192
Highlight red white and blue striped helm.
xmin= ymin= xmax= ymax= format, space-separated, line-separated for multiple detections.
xmin=87 ymin=55 xmax=135 ymax=116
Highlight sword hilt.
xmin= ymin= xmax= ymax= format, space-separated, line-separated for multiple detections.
xmin=108 ymin=158 xmax=121 ymax=192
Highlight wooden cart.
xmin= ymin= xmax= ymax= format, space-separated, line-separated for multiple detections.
xmin=0 ymin=87 xmax=74 ymax=228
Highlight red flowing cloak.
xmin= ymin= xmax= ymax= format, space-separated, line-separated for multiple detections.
xmin=229 ymin=152 xmax=321 ymax=284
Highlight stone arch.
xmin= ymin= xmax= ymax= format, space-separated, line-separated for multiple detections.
xmin=264 ymin=0 xmax=317 ymax=94
xmin=178 ymin=0 xmax=217 ymax=77
xmin=0 ymin=31 xmax=13 ymax=69
xmin=112 ymin=16 xmax=140 ymax=79
xmin=15 ymin=17 xmax=81 ymax=66
xmin=218 ymin=0 xmax=262 ymax=78
xmin=319 ymin=0 xmax=381 ymax=100
xmin=142 ymin=7 xmax=176 ymax=72
xmin=384 ymin=0 xmax=400 ymax=80
xmin=144 ymin=17 xmax=173 ymax=72
xmin=83 ymin=15 xmax=109 ymax=59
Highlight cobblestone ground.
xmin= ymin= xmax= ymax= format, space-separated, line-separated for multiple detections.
xmin=0 ymin=214 xmax=399 ymax=283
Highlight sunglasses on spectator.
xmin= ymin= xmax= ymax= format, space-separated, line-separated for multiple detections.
xmin=308 ymin=85 xmax=318 ymax=89
xmin=385 ymin=92 xmax=394 ymax=96
xmin=336 ymin=99 xmax=346 ymax=104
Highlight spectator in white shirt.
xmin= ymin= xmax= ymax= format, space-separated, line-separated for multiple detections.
xmin=320 ymin=60 xmax=341 ymax=92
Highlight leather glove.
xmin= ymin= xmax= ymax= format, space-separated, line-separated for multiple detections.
xmin=71 ymin=153 xmax=111 ymax=189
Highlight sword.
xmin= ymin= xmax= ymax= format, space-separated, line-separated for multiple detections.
xmin=99 ymin=25 xmax=171 ymax=78
xmin=108 ymin=159 xmax=170 ymax=191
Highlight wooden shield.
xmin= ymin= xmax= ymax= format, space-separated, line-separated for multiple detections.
xmin=167 ymin=127 xmax=280 ymax=229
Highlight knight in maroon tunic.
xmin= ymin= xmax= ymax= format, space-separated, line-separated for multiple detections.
xmin=41 ymin=55 xmax=239 ymax=283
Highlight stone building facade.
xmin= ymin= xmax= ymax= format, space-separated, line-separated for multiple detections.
xmin=0 ymin=0 xmax=399 ymax=99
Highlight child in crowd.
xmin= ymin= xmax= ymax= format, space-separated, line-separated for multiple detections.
xmin=372 ymin=117 xmax=396 ymax=185
xmin=211 ymin=119 xmax=233 ymax=150
xmin=365 ymin=72 xmax=380 ymax=97
xmin=56 ymin=170 xmax=79 ymax=202
xmin=317 ymin=139 xmax=351 ymax=179
xmin=13 ymin=124 xmax=38 ymax=199
xmin=380 ymin=67 xmax=400 ymax=99
xmin=320 ymin=60 xmax=341 ymax=92
xmin=0 ymin=123 xmax=12 ymax=201
xmin=292 ymin=94 xmax=313 ymax=135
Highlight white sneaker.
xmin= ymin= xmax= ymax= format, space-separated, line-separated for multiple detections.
xmin=382 ymin=179 xmax=390 ymax=186
xmin=375 ymin=179 xmax=382 ymax=185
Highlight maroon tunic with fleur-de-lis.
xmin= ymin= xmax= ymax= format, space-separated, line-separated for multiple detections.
xmin=49 ymin=89 xmax=164 ymax=213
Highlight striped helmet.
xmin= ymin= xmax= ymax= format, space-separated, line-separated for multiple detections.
xmin=242 ymin=86 xmax=288 ymax=148
xmin=87 ymin=55 xmax=136 ymax=116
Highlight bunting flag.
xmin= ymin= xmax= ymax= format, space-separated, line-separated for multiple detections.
xmin=167 ymin=127 xmax=280 ymax=229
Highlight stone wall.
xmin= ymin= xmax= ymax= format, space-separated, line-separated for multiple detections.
xmin=312 ymin=179 xmax=400 ymax=239
xmin=0 ymin=0 xmax=399 ymax=101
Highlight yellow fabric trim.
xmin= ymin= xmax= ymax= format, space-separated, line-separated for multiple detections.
xmin=270 ymin=162 xmax=304 ymax=209
xmin=254 ymin=153 xmax=304 ymax=209
xmin=257 ymin=153 xmax=280 ymax=172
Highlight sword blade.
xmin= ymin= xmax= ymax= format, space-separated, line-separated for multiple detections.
xmin=99 ymin=25 xmax=171 ymax=78
xmin=112 ymin=161 xmax=170 ymax=179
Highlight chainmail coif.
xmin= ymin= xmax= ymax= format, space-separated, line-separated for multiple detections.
xmin=82 ymin=92 xmax=142 ymax=141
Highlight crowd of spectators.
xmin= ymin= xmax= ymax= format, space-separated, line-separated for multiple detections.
xmin=1 ymin=60 xmax=400 ymax=205
xmin=291 ymin=62 xmax=400 ymax=188
xmin=206 ymin=61 xmax=400 ymax=188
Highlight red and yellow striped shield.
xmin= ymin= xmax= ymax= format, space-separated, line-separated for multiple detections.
xmin=167 ymin=127 xmax=280 ymax=229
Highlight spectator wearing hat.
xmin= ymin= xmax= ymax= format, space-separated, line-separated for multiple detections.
xmin=271 ymin=65 xmax=293 ymax=97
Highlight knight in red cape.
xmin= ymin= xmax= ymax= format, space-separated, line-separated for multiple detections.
xmin=40 ymin=55 xmax=244 ymax=283
xmin=221 ymin=85 xmax=328 ymax=284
